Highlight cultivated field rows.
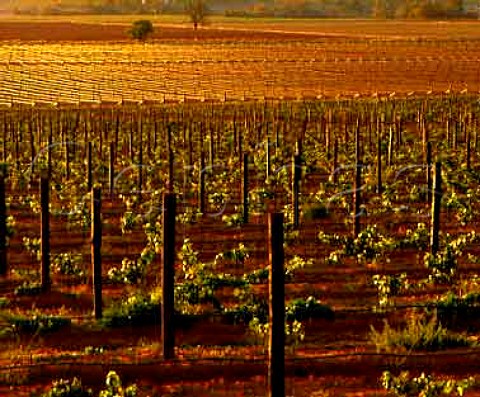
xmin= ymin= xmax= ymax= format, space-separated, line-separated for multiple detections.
xmin=0 ymin=39 xmax=480 ymax=103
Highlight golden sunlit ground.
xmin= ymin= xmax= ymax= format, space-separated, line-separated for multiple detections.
xmin=0 ymin=17 xmax=480 ymax=102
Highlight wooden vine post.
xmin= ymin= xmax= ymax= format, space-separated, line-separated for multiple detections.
xmin=332 ymin=138 xmax=338 ymax=184
xmin=0 ymin=167 xmax=7 ymax=276
xmin=387 ymin=126 xmax=393 ymax=167
xmin=466 ymin=128 xmax=471 ymax=170
xmin=138 ymin=141 xmax=143 ymax=196
xmin=353 ymin=123 xmax=362 ymax=237
xmin=209 ymin=127 xmax=215 ymax=171
xmin=109 ymin=142 xmax=115 ymax=197
xmin=162 ymin=193 xmax=176 ymax=360
xmin=266 ymin=136 xmax=271 ymax=181
xmin=41 ymin=176 xmax=51 ymax=292
xmin=65 ymin=143 xmax=70 ymax=181
xmin=376 ymin=125 xmax=383 ymax=194
xmin=431 ymin=162 xmax=442 ymax=255
xmin=87 ymin=142 xmax=93 ymax=192
xmin=47 ymin=131 xmax=53 ymax=180
xmin=242 ymin=153 xmax=249 ymax=224
xmin=199 ymin=153 xmax=205 ymax=214
xmin=292 ymin=154 xmax=301 ymax=229
xmin=168 ymin=124 xmax=174 ymax=192
xmin=426 ymin=142 xmax=432 ymax=204
xmin=268 ymin=212 xmax=285 ymax=397
xmin=92 ymin=187 xmax=103 ymax=319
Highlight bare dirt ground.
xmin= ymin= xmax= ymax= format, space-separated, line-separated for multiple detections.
xmin=0 ymin=20 xmax=319 ymax=42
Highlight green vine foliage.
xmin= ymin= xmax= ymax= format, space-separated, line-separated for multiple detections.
xmin=319 ymin=224 xmax=395 ymax=265
xmin=52 ymin=253 xmax=84 ymax=277
xmin=40 ymin=371 xmax=137 ymax=397
xmin=372 ymin=273 xmax=408 ymax=310
xmin=381 ymin=371 xmax=475 ymax=397
xmin=40 ymin=377 xmax=93 ymax=397
xmin=424 ymin=231 xmax=478 ymax=285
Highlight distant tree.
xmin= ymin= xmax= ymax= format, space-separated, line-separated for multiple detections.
xmin=128 ymin=20 xmax=154 ymax=41
xmin=185 ymin=0 xmax=206 ymax=30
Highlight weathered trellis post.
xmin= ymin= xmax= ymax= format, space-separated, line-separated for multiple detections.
xmin=453 ymin=120 xmax=458 ymax=151
xmin=422 ymin=117 xmax=428 ymax=162
xmin=266 ymin=136 xmax=271 ymax=181
xmin=41 ymin=176 xmax=50 ymax=292
xmin=92 ymin=187 xmax=102 ymax=319
xmin=0 ymin=167 xmax=7 ymax=276
xmin=65 ymin=142 xmax=70 ymax=181
xmin=30 ymin=124 xmax=36 ymax=177
xmin=138 ymin=140 xmax=143 ymax=196
xmin=199 ymin=153 xmax=205 ymax=214
xmin=387 ymin=126 xmax=393 ymax=167
xmin=268 ymin=212 xmax=285 ymax=397
xmin=466 ymin=128 xmax=471 ymax=170
xmin=275 ymin=118 xmax=280 ymax=149
xmin=209 ymin=126 xmax=215 ymax=171
xmin=242 ymin=153 xmax=249 ymax=224
xmin=168 ymin=124 xmax=174 ymax=192
xmin=238 ymin=124 xmax=243 ymax=165
xmin=292 ymin=154 xmax=301 ymax=229
xmin=426 ymin=142 xmax=432 ymax=204
xmin=87 ymin=142 xmax=93 ymax=192
xmin=431 ymin=162 xmax=442 ymax=255
xmin=109 ymin=142 xmax=115 ymax=197
xmin=332 ymin=137 xmax=338 ymax=184
xmin=295 ymin=138 xmax=303 ymax=158
xmin=446 ymin=118 xmax=451 ymax=148
xmin=2 ymin=117 xmax=6 ymax=163
xmin=129 ymin=118 xmax=134 ymax=162
xmin=376 ymin=126 xmax=382 ymax=194
xmin=47 ymin=131 xmax=53 ymax=180
xmin=353 ymin=122 xmax=362 ymax=237
xmin=162 ymin=193 xmax=176 ymax=360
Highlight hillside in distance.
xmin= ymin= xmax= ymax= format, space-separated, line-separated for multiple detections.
xmin=4 ymin=0 xmax=480 ymax=18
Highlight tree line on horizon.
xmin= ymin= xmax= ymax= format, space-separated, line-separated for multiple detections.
xmin=6 ymin=0 xmax=479 ymax=19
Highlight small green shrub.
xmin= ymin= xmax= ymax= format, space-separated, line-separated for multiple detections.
xmin=127 ymin=20 xmax=154 ymax=41
xmin=430 ymin=290 xmax=480 ymax=329
xmin=318 ymin=225 xmax=394 ymax=265
xmin=8 ymin=313 xmax=71 ymax=335
xmin=222 ymin=209 xmax=244 ymax=227
xmin=370 ymin=311 xmax=475 ymax=352
xmin=177 ymin=207 xmax=202 ymax=224
xmin=286 ymin=297 xmax=334 ymax=322
xmin=243 ymin=268 xmax=268 ymax=284
xmin=0 ymin=297 xmax=9 ymax=308
xmin=223 ymin=294 xmax=269 ymax=324
xmin=99 ymin=371 xmax=137 ymax=397
xmin=52 ymin=253 xmax=84 ymax=277
xmin=40 ymin=371 xmax=137 ymax=397
xmin=424 ymin=247 xmax=457 ymax=284
xmin=108 ymin=258 xmax=144 ymax=285
xmin=372 ymin=273 xmax=408 ymax=309
xmin=120 ymin=211 xmax=138 ymax=234
xmin=41 ymin=377 xmax=93 ymax=397
xmin=101 ymin=293 xmax=159 ymax=327
xmin=23 ymin=236 xmax=41 ymax=261
xmin=248 ymin=317 xmax=305 ymax=348
xmin=14 ymin=281 xmax=43 ymax=296
xmin=398 ymin=223 xmax=429 ymax=250
xmin=302 ymin=203 xmax=329 ymax=220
